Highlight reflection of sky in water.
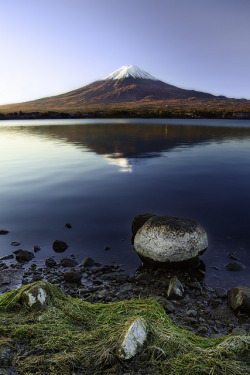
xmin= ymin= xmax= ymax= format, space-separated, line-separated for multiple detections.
xmin=0 ymin=120 xmax=250 ymax=288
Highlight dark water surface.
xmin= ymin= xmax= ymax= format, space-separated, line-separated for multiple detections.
xmin=0 ymin=119 xmax=250 ymax=288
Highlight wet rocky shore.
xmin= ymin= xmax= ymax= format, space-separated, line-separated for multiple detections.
xmin=0 ymin=251 xmax=249 ymax=339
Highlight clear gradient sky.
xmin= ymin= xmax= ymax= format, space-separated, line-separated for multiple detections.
xmin=0 ymin=0 xmax=249 ymax=105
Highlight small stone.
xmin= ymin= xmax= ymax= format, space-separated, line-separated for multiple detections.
xmin=227 ymin=252 xmax=239 ymax=261
xmin=104 ymin=246 xmax=111 ymax=251
xmin=135 ymin=273 xmax=154 ymax=282
xmin=0 ymin=254 xmax=14 ymax=261
xmin=231 ymin=327 xmax=247 ymax=336
xmin=10 ymin=241 xmax=21 ymax=246
xmin=45 ymin=257 xmax=57 ymax=268
xmin=52 ymin=240 xmax=68 ymax=253
xmin=186 ymin=309 xmax=198 ymax=318
xmin=214 ymin=287 xmax=227 ymax=299
xmin=225 ymin=261 xmax=245 ymax=271
xmin=65 ymin=223 xmax=72 ymax=229
xmin=153 ymin=296 xmax=175 ymax=313
xmin=167 ymin=276 xmax=184 ymax=299
xmin=60 ymin=257 xmax=78 ymax=267
xmin=82 ymin=257 xmax=96 ymax=267
xmin=33 ymin=246 xmax=41 ymax=253
xmin=0 ymin=230 xmax=9 ymax=235
xmin=63 ymin=269 xmax=82 ymax=284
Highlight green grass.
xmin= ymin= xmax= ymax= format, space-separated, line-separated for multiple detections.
xmin=0 ymin=281 xmax=249 ymax=374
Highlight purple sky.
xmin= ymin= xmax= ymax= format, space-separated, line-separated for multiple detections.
xmin=0 ymin=0 xmax=249 ymax=104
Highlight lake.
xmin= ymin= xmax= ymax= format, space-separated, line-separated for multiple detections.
xmin=0 ymin=118 xmax=250 ymax=288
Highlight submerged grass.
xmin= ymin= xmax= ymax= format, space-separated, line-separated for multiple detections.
xmin=0 ymin=281 xmax=249 ymax=374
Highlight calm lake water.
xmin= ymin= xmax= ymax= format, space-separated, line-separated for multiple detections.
xmin=0 ymin=118 xmax=250 ymax=288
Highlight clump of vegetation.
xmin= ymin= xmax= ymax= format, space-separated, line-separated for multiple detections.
xmin=0 ymin=281 xmax=249 ymax=374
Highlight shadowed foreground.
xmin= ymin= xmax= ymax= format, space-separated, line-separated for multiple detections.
xmin=0 ymin=281 xmax=249 ymax=374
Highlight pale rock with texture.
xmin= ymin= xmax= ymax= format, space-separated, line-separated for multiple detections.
xmin=167 ymin=276 xmax=184 ymax=299
xmin=117 ymin=318 xmax=147 ymax=360
xmin=227 ymin=286 xmax=250 ymax=314
xmin=134 ymin=215 xmax=208 ymax=265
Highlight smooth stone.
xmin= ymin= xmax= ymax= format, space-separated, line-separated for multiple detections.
xmin=10 ymin=241 xmax=20 ymax=247
xmin=52 ymin=240 xmax=68 ymax=253
xmin=224 ymin=261 xmax=245 ymax=271
xmin=0 ymin=230 xmax=9 ymax=235
xmin=134 ymin=215 xmax=208 ymax=265
xmin=60 ymin=258 xmax=78 ymax=268
xmin=33 ymin=246 xmax=41 ymax=253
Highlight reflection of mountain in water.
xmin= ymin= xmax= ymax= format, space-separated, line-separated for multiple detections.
xmin=3 ymin=123 xmax=250 ymax=168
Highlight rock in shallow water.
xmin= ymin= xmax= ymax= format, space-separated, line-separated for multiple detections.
xmin=134 ymin=215 xmax=208 ymax=265
xmin=227 ymin=286 xmax=250 ymax=314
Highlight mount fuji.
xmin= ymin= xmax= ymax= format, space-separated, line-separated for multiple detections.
xmin=0 ymin=65 xmax=249 ymax=115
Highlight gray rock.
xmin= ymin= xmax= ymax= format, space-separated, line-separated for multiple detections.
xmin=52 ymin=240 xmax=68 ymax=253
xmin=13 ymin=250 xmax=35 ymax=263
xmin=227 ymin=286 xmax=250 ymax=313
xmin=186 ymin=309 xmax=198 ymax=318
xmin=225 ymin=261 xmax=245 ymax=271
xmin=82 ymin=257 xmax=95 ymax=267
xmin=0 ymin=269 xmax=24 ymax=293
xmin=0 ymin=230 xmax=9 ymax=235
xmin=0 ymin=254 xmax=14 ymax=261
xmin=21 ymin=282 xmax=50 ymax=310
xmin=0 ymin=344 xmax=14 ymax=366
xmin=45 ymin=257 xmax=57 ymax=268
xmin=60 ymin=258 xmax=78 ymax=267
xmin=152 ymin=296 xmax=175 ymax=313
xmin=214 ymin=287 xmax=227 ymax=299
xmin=63 ymin=269 xmax=82 ymax=284
xmin=231 ymin=327 xmax=247 ymax=336
xmin=131 ymin=213 xmax=156 ymax=237
xmin=134 ymin=215 xmax=208 ymax=264
xmin=10 ymin=241 xmax=20 ymax=247
xmin=167 ymin=276 xmax=184 ymax=299
xmin=116 ymin=318 xmax=147 ymax=360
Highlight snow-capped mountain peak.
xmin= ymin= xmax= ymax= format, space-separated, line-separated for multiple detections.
xmin=101 ymin=65 xmax=159 ymax=81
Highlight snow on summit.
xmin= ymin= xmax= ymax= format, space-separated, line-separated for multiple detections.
xmin=101 ymin=65 xmax=159 ymax=81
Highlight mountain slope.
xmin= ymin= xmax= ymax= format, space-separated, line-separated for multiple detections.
xmin=0 ymin=65 xmax=249 ymax=115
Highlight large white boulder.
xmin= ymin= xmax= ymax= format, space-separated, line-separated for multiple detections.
xmin=134 ymin=215 xmax=208 ymax=265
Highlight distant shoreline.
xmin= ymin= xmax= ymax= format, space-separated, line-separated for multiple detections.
xmin=1 ymin=110 xmax=250 ymax=121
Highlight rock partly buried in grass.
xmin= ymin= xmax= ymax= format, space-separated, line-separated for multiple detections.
xmin=134 ymin=215 xmax=208 ymax=266
xmin=227 ymin=286 xmax=250 ymax=314
xmin=52 ymin=240 xmax=68 ymax=253
xmin=20 ymin=281 xmax=64 ymax=311
xmin=131 ymin=213 xmax=156 ymax=237
xmin=117 ymin=318 xmax=147 ymax=360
